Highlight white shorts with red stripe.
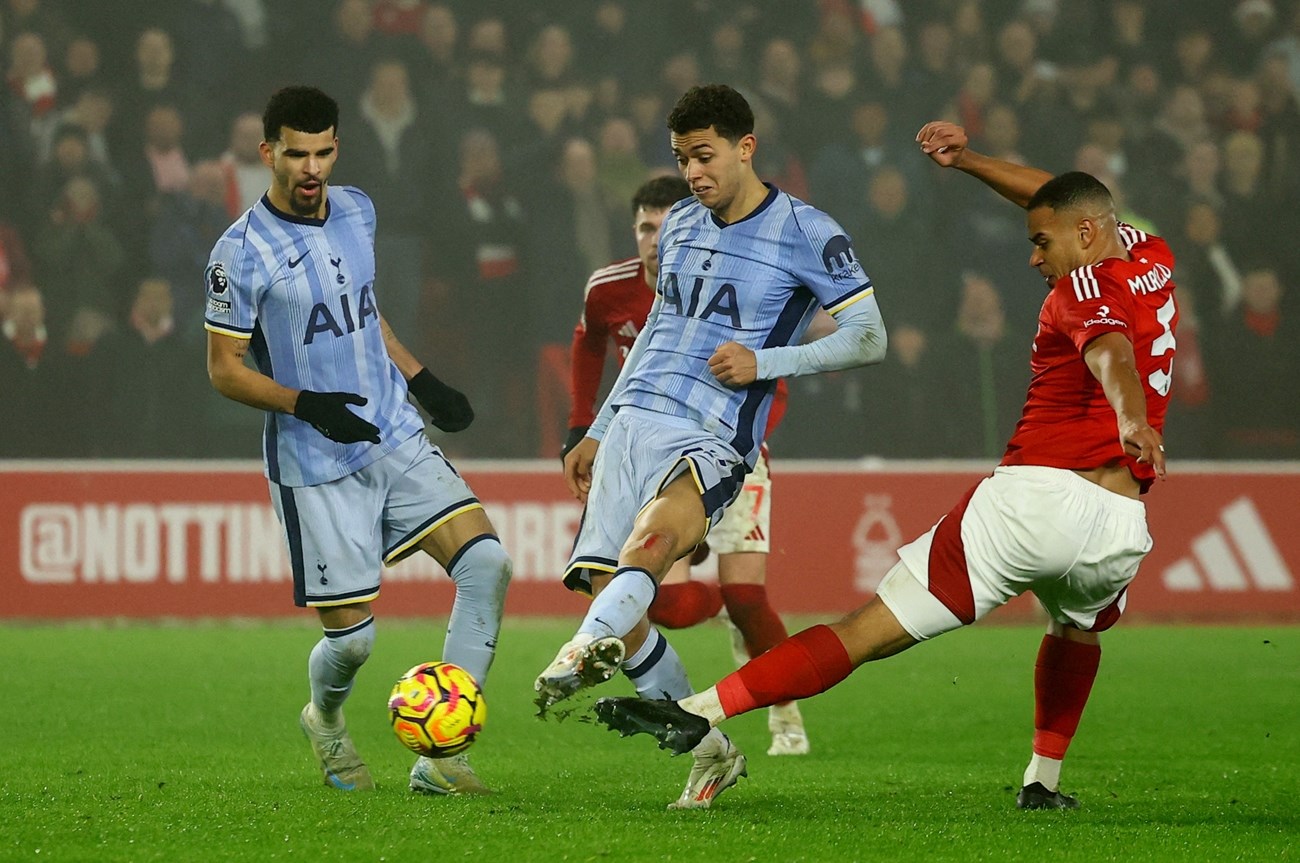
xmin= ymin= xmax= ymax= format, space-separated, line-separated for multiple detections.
xmin=878 ymin=465 xmax=1152 ymax=640
xmin=709 ymin=446 xmax=771 ymax=555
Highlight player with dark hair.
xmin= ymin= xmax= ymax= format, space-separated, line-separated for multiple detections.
xmin=594 ymin=120 xmax=1177 ymax=811
xmin=537 ymin=84 xmax=887 ymax=808
xmin=564 ymin=173 xmax=812 ymax=758
xmin=205 ymin=85 xmax=512 ymax=795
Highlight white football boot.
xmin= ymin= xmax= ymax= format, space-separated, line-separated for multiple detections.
xmin=299 ymin=703 xmax=375 ymax=791
xmin=766 ymin=701 xmax=810 ymax=756
xmin=409 ymin=753 xmax=491 ymax=795
xmin=668 ymin=730 xmax=748 ymax=810
xmin=533 ymin=634 xmax=625 ymax=713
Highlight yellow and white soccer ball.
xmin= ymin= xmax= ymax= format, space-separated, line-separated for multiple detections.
xmin=388 ymin=661 xmax=487 ymax=757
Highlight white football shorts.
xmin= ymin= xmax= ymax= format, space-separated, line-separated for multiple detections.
xmin=564 ymin=407 xmax=746 ymax=594
xmin=877 ymin=465 xmax=1152 ymax=639
xmin=708 ymin=445 xmax=771 ymax=555
xmin=270 ymin=432 xmax=483 ymax=607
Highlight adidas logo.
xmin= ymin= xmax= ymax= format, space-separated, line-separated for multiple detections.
xmin=744 ymin=525 xmax=765 ymax=543
xmin=617 ymin=321 xmax=639 ymax=340
xmin=1162 ymin=497 xmax=1294 ymax=591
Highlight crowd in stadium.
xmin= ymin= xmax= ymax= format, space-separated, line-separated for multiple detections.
xmin=1 ymin=0 xmax=1297 ymax=460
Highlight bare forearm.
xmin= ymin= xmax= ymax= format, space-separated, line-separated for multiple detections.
xmin=209 ymin=358 xmax=298 ymax=413
xmin=379 ymin=314 xmax=423 ymax=380
xmin=956 ymin=150 xmax=1054 ymax=210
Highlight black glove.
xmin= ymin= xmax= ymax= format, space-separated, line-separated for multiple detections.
xmin=561 ymin=426 xmax=589 ymax=464
xmin=408 ymin=368 xmax=474 ymax=432
xmin=293 ymin=390 xmax=381 ymax=444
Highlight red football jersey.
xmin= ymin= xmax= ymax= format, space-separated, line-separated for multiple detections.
xmin=1001 ymin=224 xmax=1178 ymax=491
xmin=568 ymin=257 xmax=788 ymax=433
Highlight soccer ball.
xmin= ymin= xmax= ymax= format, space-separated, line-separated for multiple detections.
xmin=388 ymin=661 xmax=487 ymax=758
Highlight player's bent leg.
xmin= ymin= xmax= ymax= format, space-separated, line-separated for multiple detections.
xmin=1019 ymin=621 xmax=1101 ymax=810
xmin=301 ymin=604 xmax=376 ymax=790
xmin=417 ymin=512 xmax=512 ymax=688
xmin=542 ymin=473 xmax=707 ymax=704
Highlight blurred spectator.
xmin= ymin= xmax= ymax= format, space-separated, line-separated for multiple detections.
xmin=1130 ymin=85 xmax=1210 ymax=217
xmin=802 ymin=59 xmax=860 ymax=146
xmin=5 ymin=31 xmax=59 ymax=149
xmin=754 ymin=38 xmax=807 ymax=153
xmin=170 ymin=0 xmax=249 ymax=149
xmin=0 ymin=216 xmax=34 ymax=299
xmin=373 ymin=0 xmax=429 ymax=40
xmin=596 ymin=117 xmax=648 ymax=216
xmin=217 ymin=112 xmax=265 ymax=216
xmin=59 ymin=34 xmax=101 ymax=101
xmin=149 ymin=160 xmax=230 ymax=340
xmin=1219 ymin=130 xmax=1277 ymax=266
xmin=0 ymin=0 xmax=70 ymax=59
xmin=1104 ymin=0 xmax=1150 ymax=70
xmin=1206 ymin=265 xmax=1300 ymax=458
xmin=628 ymin=87 xmax=672 ymax=168
xmin=33 ymin=176 xmax=125 ymax=335
xmin=105 ymin=277 xmax=198 ymax=457
xmin=412 ymin=3 xmax=459 ymax=103
xmin=950 ymin=62 xmax=997 ymax=142
xmin=856 ymin=166 xmax=941 ymax=331
xmin=913 ymin=18 xmax=960 ymax=118
xmin=345 ymin=58 xmax=435 ymax=340
xmin=431 ymin=127 xmax=532 ymax=453
xmin=1173 ymin=200 xmax=1244 ymax=326
xmin=47 ymin=86 xmax=117 ymax=180
xmin=808 ymin=95 xmax=905 ymax=224
xmin=750 ymin=97 xmax=808 ymax=201
xmin=121 ymin=103 xmax=191 ymax=255
xmin=309 ymin=0 xmax=381 ymax=111
xmin=937 ymin=272 xmax=1029 ymax=459
xmin=861 ymin=26 xmax=918 ymax=133
xmin=527 ymin=24 xmax=577 ymax=89
xmin=50 ymin=304 xmax=116 ymax=455
xmin=465 ymin=16 xmax=508 ymax=58
xmin=29 ymin=122 xmax=119 ymax=225
xmin=1171 ymin=24 xmax=1217 ymax=88
xmin=704 ymin=20 xmax=752 ymax=88
xmin=538 ymin=137 xmax=621 ymax=296
xmin=110 ymin=28 xmax=184 ymax=162
xmin=453 ymin=50 xmax=523 ymax=143
xmin=0 ymin=283 xmax=58 ymax=457
xmin=857 ymin=323 xmax=951 ymax=457
xmin=994 ymin=18 xmax=1057 ymax=111
xmin=1226 ymin=0 xmax=1280 ymax=76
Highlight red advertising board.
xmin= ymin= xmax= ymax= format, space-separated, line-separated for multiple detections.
xmin=2 ymin=460 xmax=1297 ymax=621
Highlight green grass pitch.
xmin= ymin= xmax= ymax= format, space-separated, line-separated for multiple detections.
xmin=2 ymin=619 xmax=1296 ymax=862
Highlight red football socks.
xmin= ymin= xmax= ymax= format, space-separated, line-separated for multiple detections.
xmin=648 ymin=581 xmax=723 ymax=629
xmin=1032 ymin=634 xmax=1102 ymax=759
xmin=721 ymin=583 xmax=789 ymax=659
xmin=716 ymin=625 xmax=853 ymax=717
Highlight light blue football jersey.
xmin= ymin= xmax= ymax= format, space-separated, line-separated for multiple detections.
xmin=204 ymin=186 xmax=424 ymax=487
xmin=607 ymin=184 xmax=874 ymax=465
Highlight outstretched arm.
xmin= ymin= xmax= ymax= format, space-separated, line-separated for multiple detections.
xmin=916 ymin=121 xmax=1053 ymax=210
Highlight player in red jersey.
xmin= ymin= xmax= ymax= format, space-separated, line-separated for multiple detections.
xmin=564 ymin=175 xmax=812 ymax=756
xmin=593 ymin=120 xmax=1175 ymax=811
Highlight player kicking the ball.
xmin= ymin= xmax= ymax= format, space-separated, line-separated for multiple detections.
xmin=205 ymin=87 xmax=512 ymax=795
xmin=535 ymin=84 xmax=887 ymax=808
xmin=594 ymin=120 xmax=1177 ymax=811
xmin=564 ymin=175 xmax=821 ymax=758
